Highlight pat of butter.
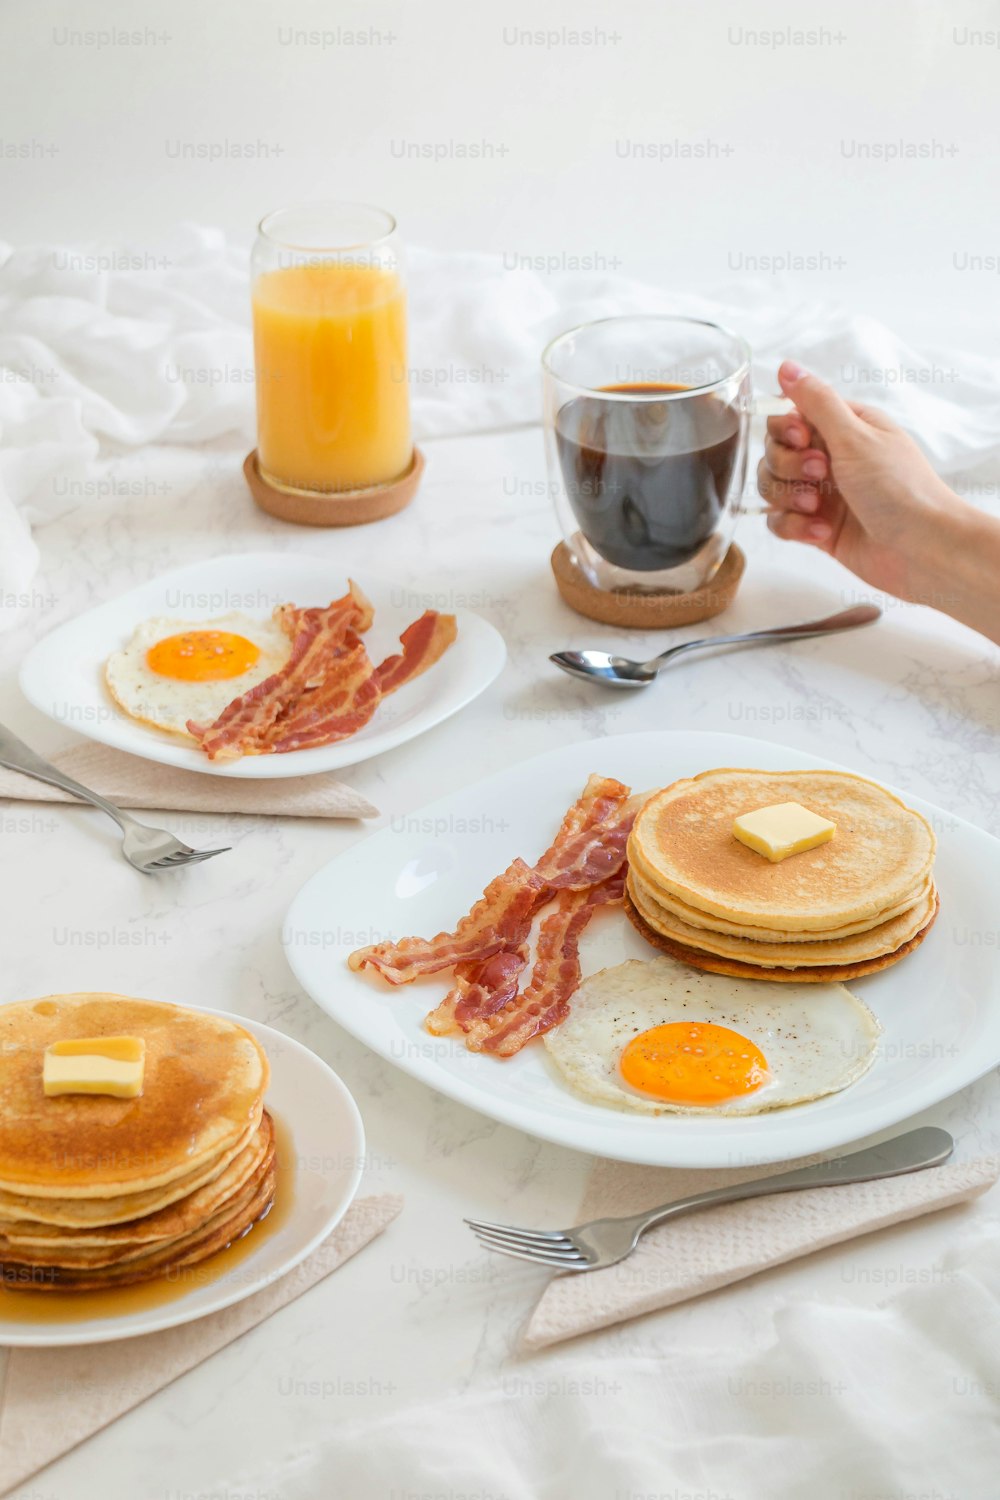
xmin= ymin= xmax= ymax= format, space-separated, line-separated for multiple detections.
xmin=43 ymin=1036 xmax=146 ymax=1098
xmin=732 ymin=802 xmax=836 ymax=863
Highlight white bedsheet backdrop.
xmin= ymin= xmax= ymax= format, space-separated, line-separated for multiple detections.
xmin=2 ymin=224 xmax=1000 ymax=609
xmin=229 ymin=1223 xmax=1000 ymax=1500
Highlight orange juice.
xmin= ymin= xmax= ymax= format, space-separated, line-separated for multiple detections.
xmin=252 ymin=261 xmax=411 ymax=493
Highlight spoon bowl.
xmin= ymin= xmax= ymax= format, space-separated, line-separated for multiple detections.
xmin=548 ymin=651 xmax=660 ymax=687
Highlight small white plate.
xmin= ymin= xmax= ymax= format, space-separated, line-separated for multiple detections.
xmin=19 ymin=553 xmax=506 ymax=778
xmin=285 ymin=730 xmax=1000 ymax=1168
xmin=0 ymin=1013 xmax=365 ymax=1347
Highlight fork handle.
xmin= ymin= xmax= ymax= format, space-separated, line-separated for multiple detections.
xmin=0 ymin=723 xmax=132 ymax=832
xmin=634 ymin=1127 xmax=953 ymax=1235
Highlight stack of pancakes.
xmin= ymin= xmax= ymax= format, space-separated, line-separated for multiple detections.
xmin=625 ymin=768 xmax=938 ymax=982
xmin=0 ymin=993 xmax=274 ymax=1292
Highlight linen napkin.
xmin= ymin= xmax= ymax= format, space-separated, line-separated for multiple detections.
xmin=523 ymin=1152 xmax=998 ymax=1348
xmin=0 ymin=741 xmax=378 ymax=819
xmin=0 ymin=1192 xmax=402 ymax=1498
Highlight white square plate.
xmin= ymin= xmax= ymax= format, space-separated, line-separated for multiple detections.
xmin=19 ymin=553 xmax=506 ymax=778
xmin=284 ymin=731 xmax=1000 ymax=1167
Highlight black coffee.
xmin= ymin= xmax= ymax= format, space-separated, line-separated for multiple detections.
xmin=555 ymin=382 xmax=744 ymax=572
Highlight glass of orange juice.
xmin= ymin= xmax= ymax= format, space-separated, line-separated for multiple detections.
xmin=251 ymin=202 xmax=412 ymax=496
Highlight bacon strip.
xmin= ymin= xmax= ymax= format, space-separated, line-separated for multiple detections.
xmin=187 ymin=582 xmax=372 ymax=760
xmin=350 ymin=777 xmax=631 ymax=985
xmin=470 ymin=872 xmax=626 ymax=1056
xmin=375 ymin=611 xmax=457 ymax=696
xmin=428 ymin=792 xmax=638 ymax=1038
xmin=187 ymin=588 xmax=456 ymax=762
xmin=276 ymin=581 xmax=376 ymax=641
xmin=534 ymin=775 xmax=634 ymax=889
xmin=264 ymin=636 xmax=382 ymax=753
xmin=264 ymin=608 xmax=457 ymax=755
xmin=349 ymin=859 xmax=543 ymax=983
xmin=351 ymin=776 xmax=637 ymax=1004
xmin=425 ymin=944 xmax=532 ymax=1037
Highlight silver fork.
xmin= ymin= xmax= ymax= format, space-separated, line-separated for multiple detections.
xmin=466 ymin=1126 xmax=953 ymax=1271
xmin=0 ymin=723 xmax=230 ymax=873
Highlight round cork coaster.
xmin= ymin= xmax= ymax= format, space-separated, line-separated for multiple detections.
xmin=551 ymin=541 xmax=745 ymax=629
xmin=244 ymin=447 xmax=425 ymax=527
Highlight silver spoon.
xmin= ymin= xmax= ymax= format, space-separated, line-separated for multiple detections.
xmin=550 ymin=603 xmax=881 ymax=687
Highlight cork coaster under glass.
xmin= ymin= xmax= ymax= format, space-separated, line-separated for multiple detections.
xmin=245 ymin=447 xmax=425 ymax=527
xmin=551 ymin=540 xmax=746 ymax=628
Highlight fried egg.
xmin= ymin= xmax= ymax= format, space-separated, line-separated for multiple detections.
xmin=105 ymin=613 xmax=291 ymax=738
xmin=542 ymin=956 xmax=881 ymax=1115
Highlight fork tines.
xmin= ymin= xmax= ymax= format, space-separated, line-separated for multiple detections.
xmin=146 ymin=846 xmax=231 ymax=871
xmin=464 ymin=1218 xmax=592 ymax=1270
xmin=157 ymin=848 xmax=228 ymax=866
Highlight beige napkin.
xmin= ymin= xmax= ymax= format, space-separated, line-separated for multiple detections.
xmin=523 ymin=1156 xmax=998 ymax=1349
xmin=0 ymin=742 xmax=378 ymax=818
xmin=0 ymin=1192 xmax=401 ymax=1496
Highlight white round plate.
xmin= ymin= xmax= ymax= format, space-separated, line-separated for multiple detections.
xmin=284 ymin=729 xmax=1000 ymax=1169
xmin=19 ymin=553 xmax=506 ymax=778
xmin=0 ymin=1012 xmax=365 ymax=1347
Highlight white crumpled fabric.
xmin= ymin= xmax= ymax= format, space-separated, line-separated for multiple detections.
xmin=2 ymin=223 xmax=999 ymax=608
xmin=230 ymin=1223 xmax=1000 ymax=1500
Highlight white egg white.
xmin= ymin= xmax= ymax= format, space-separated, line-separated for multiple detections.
xmin=542 ymin=955 xmax=882 ymax=1116
xmin=105 ymin=612 xmax=291 ymax=739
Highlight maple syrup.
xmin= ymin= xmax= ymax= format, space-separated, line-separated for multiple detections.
xmin=0 ymin=1113 xmax=295 ymax=1327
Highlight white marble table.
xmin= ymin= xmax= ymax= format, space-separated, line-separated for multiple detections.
xmin=2 ymin=425 xmax=999 ymax=1498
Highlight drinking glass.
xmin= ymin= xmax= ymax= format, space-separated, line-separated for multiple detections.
xmin=251 ymin=202 xmax=412 ymax=496
xmin=542 ymin=315 xmax=752 ymax=594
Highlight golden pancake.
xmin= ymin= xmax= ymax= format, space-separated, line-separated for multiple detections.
xmin=0 ymin=1110 xmax=263 ymax=1228
xmin=0 ymin=1155 xmax=272 ymax=1270
xmin=0 ymin=994 xmax=269 ymax=1197
xmin=629 ymin=769 xmax=936 ymax=931
xmin=0 ymin=1114 xmax=272 ymax=1249
xmin=1 ymin=1162 xmax=277 ymax=1291
xmin=627 ymin=870 xmax=937 ymax=966
xmin=633 ymin=868 xmax=934 ymax=943
xmin=624 ymin=887 xmax=939 ymax=982
xmin=0 ymin=1127 xmax=275 ymax=1270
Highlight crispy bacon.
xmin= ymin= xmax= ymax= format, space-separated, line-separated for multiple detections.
xmin=534 ymin=775 xmax=634 ymax=888
xmin=349 ymin=859 xmax=543 ymax=983
xmin=264 ymin=636 xmax=382 ymax=753
xmin=276 ymin=580 xmax=376 ymax=641
xmin=188 ymin=582 xmax=372 ymax=760
xmin=375 ymin=611 xmax=457 ymax=696
xmin=425 ymin=944 xmax=532 ymax=1036
xmin=430 ymin=794 xmax=637 ymax=1038
xmin=350 ymin=776 xmax=632 ymax=989
xmin=468 ymin=872 xmax=625 ymax=1056
xmin=348 ymin=775 xmax=646 ymax=1057
xmin=187 ymin=586 xmax=455 ymax=762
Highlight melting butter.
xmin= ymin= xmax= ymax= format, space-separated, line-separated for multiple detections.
xmin=732 ymin=801 xmax=836 ymax=863
xmin=43 ymin=1036 xmax=146 ymax=1098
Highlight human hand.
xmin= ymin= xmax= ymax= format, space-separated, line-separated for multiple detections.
xmin=758 ymin=361 xmax=966 ymax=608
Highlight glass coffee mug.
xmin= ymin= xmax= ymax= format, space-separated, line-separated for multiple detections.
xmin=251 ymin=201 xmax=412 ymax=496
xmin=542 ymin=316 xmax=752 ymax=594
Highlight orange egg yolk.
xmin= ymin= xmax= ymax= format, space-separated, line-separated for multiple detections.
xmin=146 ymin=631 xmax=261 ymax=682
xmin=619 ymin=1021 xmax=769 ymax=1106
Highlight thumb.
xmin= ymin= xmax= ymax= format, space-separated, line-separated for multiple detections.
xmin=777 ymin=361 xmax=864 ymax=448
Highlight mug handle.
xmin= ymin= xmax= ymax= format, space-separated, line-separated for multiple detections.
xmin=751 ymin=394 xmax=795 ymax=419
xmin=738 ymin=392 xmax=794 ymax=516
